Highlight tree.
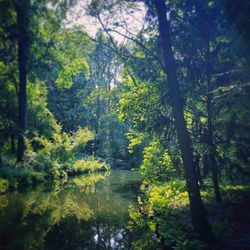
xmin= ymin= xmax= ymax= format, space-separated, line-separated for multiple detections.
xmin=16 ymin=1 xmax=30 ymax=162
xmin=152 ymin=0 xmax=213 ymax=240
xmin=198 ymin=2 xmax=222 ymax=202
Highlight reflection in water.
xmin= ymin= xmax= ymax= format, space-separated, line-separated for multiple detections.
xmin=0 ymin=170 xmax=142 ymax=249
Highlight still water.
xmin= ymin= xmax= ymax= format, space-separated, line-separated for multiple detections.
xmin=0 ymin=170 xmax=143 ymax=250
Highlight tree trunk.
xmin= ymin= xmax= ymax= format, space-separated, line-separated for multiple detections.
xmin=206 ymin=41 xmax=222 ymax=202
xmin=195 ymin=155 xmax=203 ymax=186
xmin=16 ymin=4 xmax=28 ymax=162
xmin=0 ymin=150 xmax=2 ymax=167
xmin=154 ymin=0 xmax=213 ymax=241
xmin=93 ymin=94 xmax=100 ymax=154
xmin=10 ymin=133 xmax=16 ymax=154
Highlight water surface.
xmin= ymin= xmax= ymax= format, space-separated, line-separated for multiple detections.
xmin=0 ymin=170 xmax=142 ymax=250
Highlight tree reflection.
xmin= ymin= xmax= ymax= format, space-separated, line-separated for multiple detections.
xmin=0 ymin=173 xmax=107 ymax=249
xmin=0 ymin=170 xmax=142 ymax=250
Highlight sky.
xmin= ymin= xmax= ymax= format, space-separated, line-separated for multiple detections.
xmin=64 ymin=0 xmax=147 ymax=43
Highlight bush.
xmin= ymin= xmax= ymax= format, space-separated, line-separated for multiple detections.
xmin=140 ymin=140 xmax=177 ymax=184
xmin=0 ymin=178 xmax=9 ymax=193
xmin=128 ymin=139 xmax=209 ymax=249
xmin=24 ymin=124 xmax=96 ymax=179
xmin=0 ymin=167 xmax=45 ymax=190
xmin=71 ymin=158 xmax=110 ymax=174
xmin=0 ymin=125 xmax=109 ymax=193
xmin=129 ymin=180 xmax=209 ymax=250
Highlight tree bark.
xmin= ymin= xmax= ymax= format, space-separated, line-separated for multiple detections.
xmin=195 ymin=0 xmax=222 ymax=203
xmin=10 ymin=133 xmax=16 ymax=154
xmin=17 ymin=40 xmax=28 ymax=162
xmin=206 ymin=41 xmax=222 ymax=203
xmin=16 ymin=3 xmax=29 ymax=162
xmin=154 ymin=0 xmax=213 ymax=241
xmin=93 ymin=94 xmax=100 ymax=154
xmin=0 ymin=150 xmax=2 ymax=167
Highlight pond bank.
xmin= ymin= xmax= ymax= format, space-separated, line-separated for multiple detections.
xmin=0 ymin=170 xmax=142 ymax=249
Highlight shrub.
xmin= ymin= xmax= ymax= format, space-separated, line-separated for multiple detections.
xmin=71 ymin=158 xmax=110 ymax=174
xmin=0 ymin=178 xmax=9 ymax=193
xmin=140 ymin=140 xmax=177 ymax=184
xmin=0 ymin=167 xmax=45 ymax=190
xmin=24 ymin=124 xmax=96 ymax=179
xmin=0 ymin=125 xmax=108 ymax=193
xmin=129 ymin=180 xmax=208 ymax=250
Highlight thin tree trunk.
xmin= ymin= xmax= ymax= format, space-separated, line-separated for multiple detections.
xmin=10 ymin=134 xmax=16 ymax=154
xmin=154 ymin=0 xmax=213 ymax=241
xmin=206 ymin=41 xmax=222 ymax=203
xmin=0 ymin=150 xmax=2 ymax=167
xmin=93 ymin=94 xmax=100 ymax=154
xmin=195 ymin=155 xmax=203 ymax=186
xmin=16 ymin=4 xmax=28 ymax=162
xmin=17 ymin=40 xmax=28 ymax=162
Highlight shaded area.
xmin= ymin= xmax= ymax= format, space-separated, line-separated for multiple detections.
xmin=126 ymin=183 xmax=250 ymax=250
xmin=0 ymin=170 xmax=142 ymax=249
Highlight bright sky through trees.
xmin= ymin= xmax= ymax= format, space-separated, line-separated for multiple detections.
xmin=65 ymin=0 xmax=147 ymax=42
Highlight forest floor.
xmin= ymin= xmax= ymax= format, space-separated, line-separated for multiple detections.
xmin=208 ymin=184 xmax=250 ymax=250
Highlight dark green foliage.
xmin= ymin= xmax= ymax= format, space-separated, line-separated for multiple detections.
xmin=0 ymin=167 xmax=44 ymax=190
xmin=0 ymin=0 xmax=250 ymax=248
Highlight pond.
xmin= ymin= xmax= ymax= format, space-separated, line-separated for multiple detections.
xmin=0 ymin=170 xmax=143 ymax=250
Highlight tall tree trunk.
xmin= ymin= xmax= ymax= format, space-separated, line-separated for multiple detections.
xmin=154 ymin=0 xmax=213 ymax=241
xmin=195 ymin=155 xmax=203 ymax=186
xmin=17 ymin=40 xmax=28 ymax=162
xmin=0 ymin=150 xmax=2 ymax=167
xmin=206 ymin=41 xmax=222 ymax=203
xmin=93 ymin=94 xmax=100 ymax=154
xmin=10 ymin=133 xmax=16 ymax=154
xmin=195 ymin=0 xmax=222 ymax=203
xmin=16 ymin=4 xmax=28 ymax=162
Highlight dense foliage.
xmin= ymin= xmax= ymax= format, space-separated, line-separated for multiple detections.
xmin=0 ymin=0 xmax=250 ymax=248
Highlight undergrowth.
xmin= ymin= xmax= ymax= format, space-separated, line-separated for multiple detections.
xmin=0 ymin=124 xmax=110 ymax=193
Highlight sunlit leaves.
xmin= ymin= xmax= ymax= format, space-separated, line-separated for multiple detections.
xmin=72 ymin=127 xmax=95 ymax=151
xmin=140 ymin=140 xmax=177 ymax=184
xmin=126 ymin=131 xmax=146 ymax=153
xmin=118 ymin=81 xmax=161 ymax=129
xmin=55 ymin=58 xmax=89 ymax=88
xmin=25 ymin=125 xmax=96 ymax=179
xmin=72 ymin=158 xmax=110 ymax=173
xmin=0 ymin=61 xmax=9 ymax=78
